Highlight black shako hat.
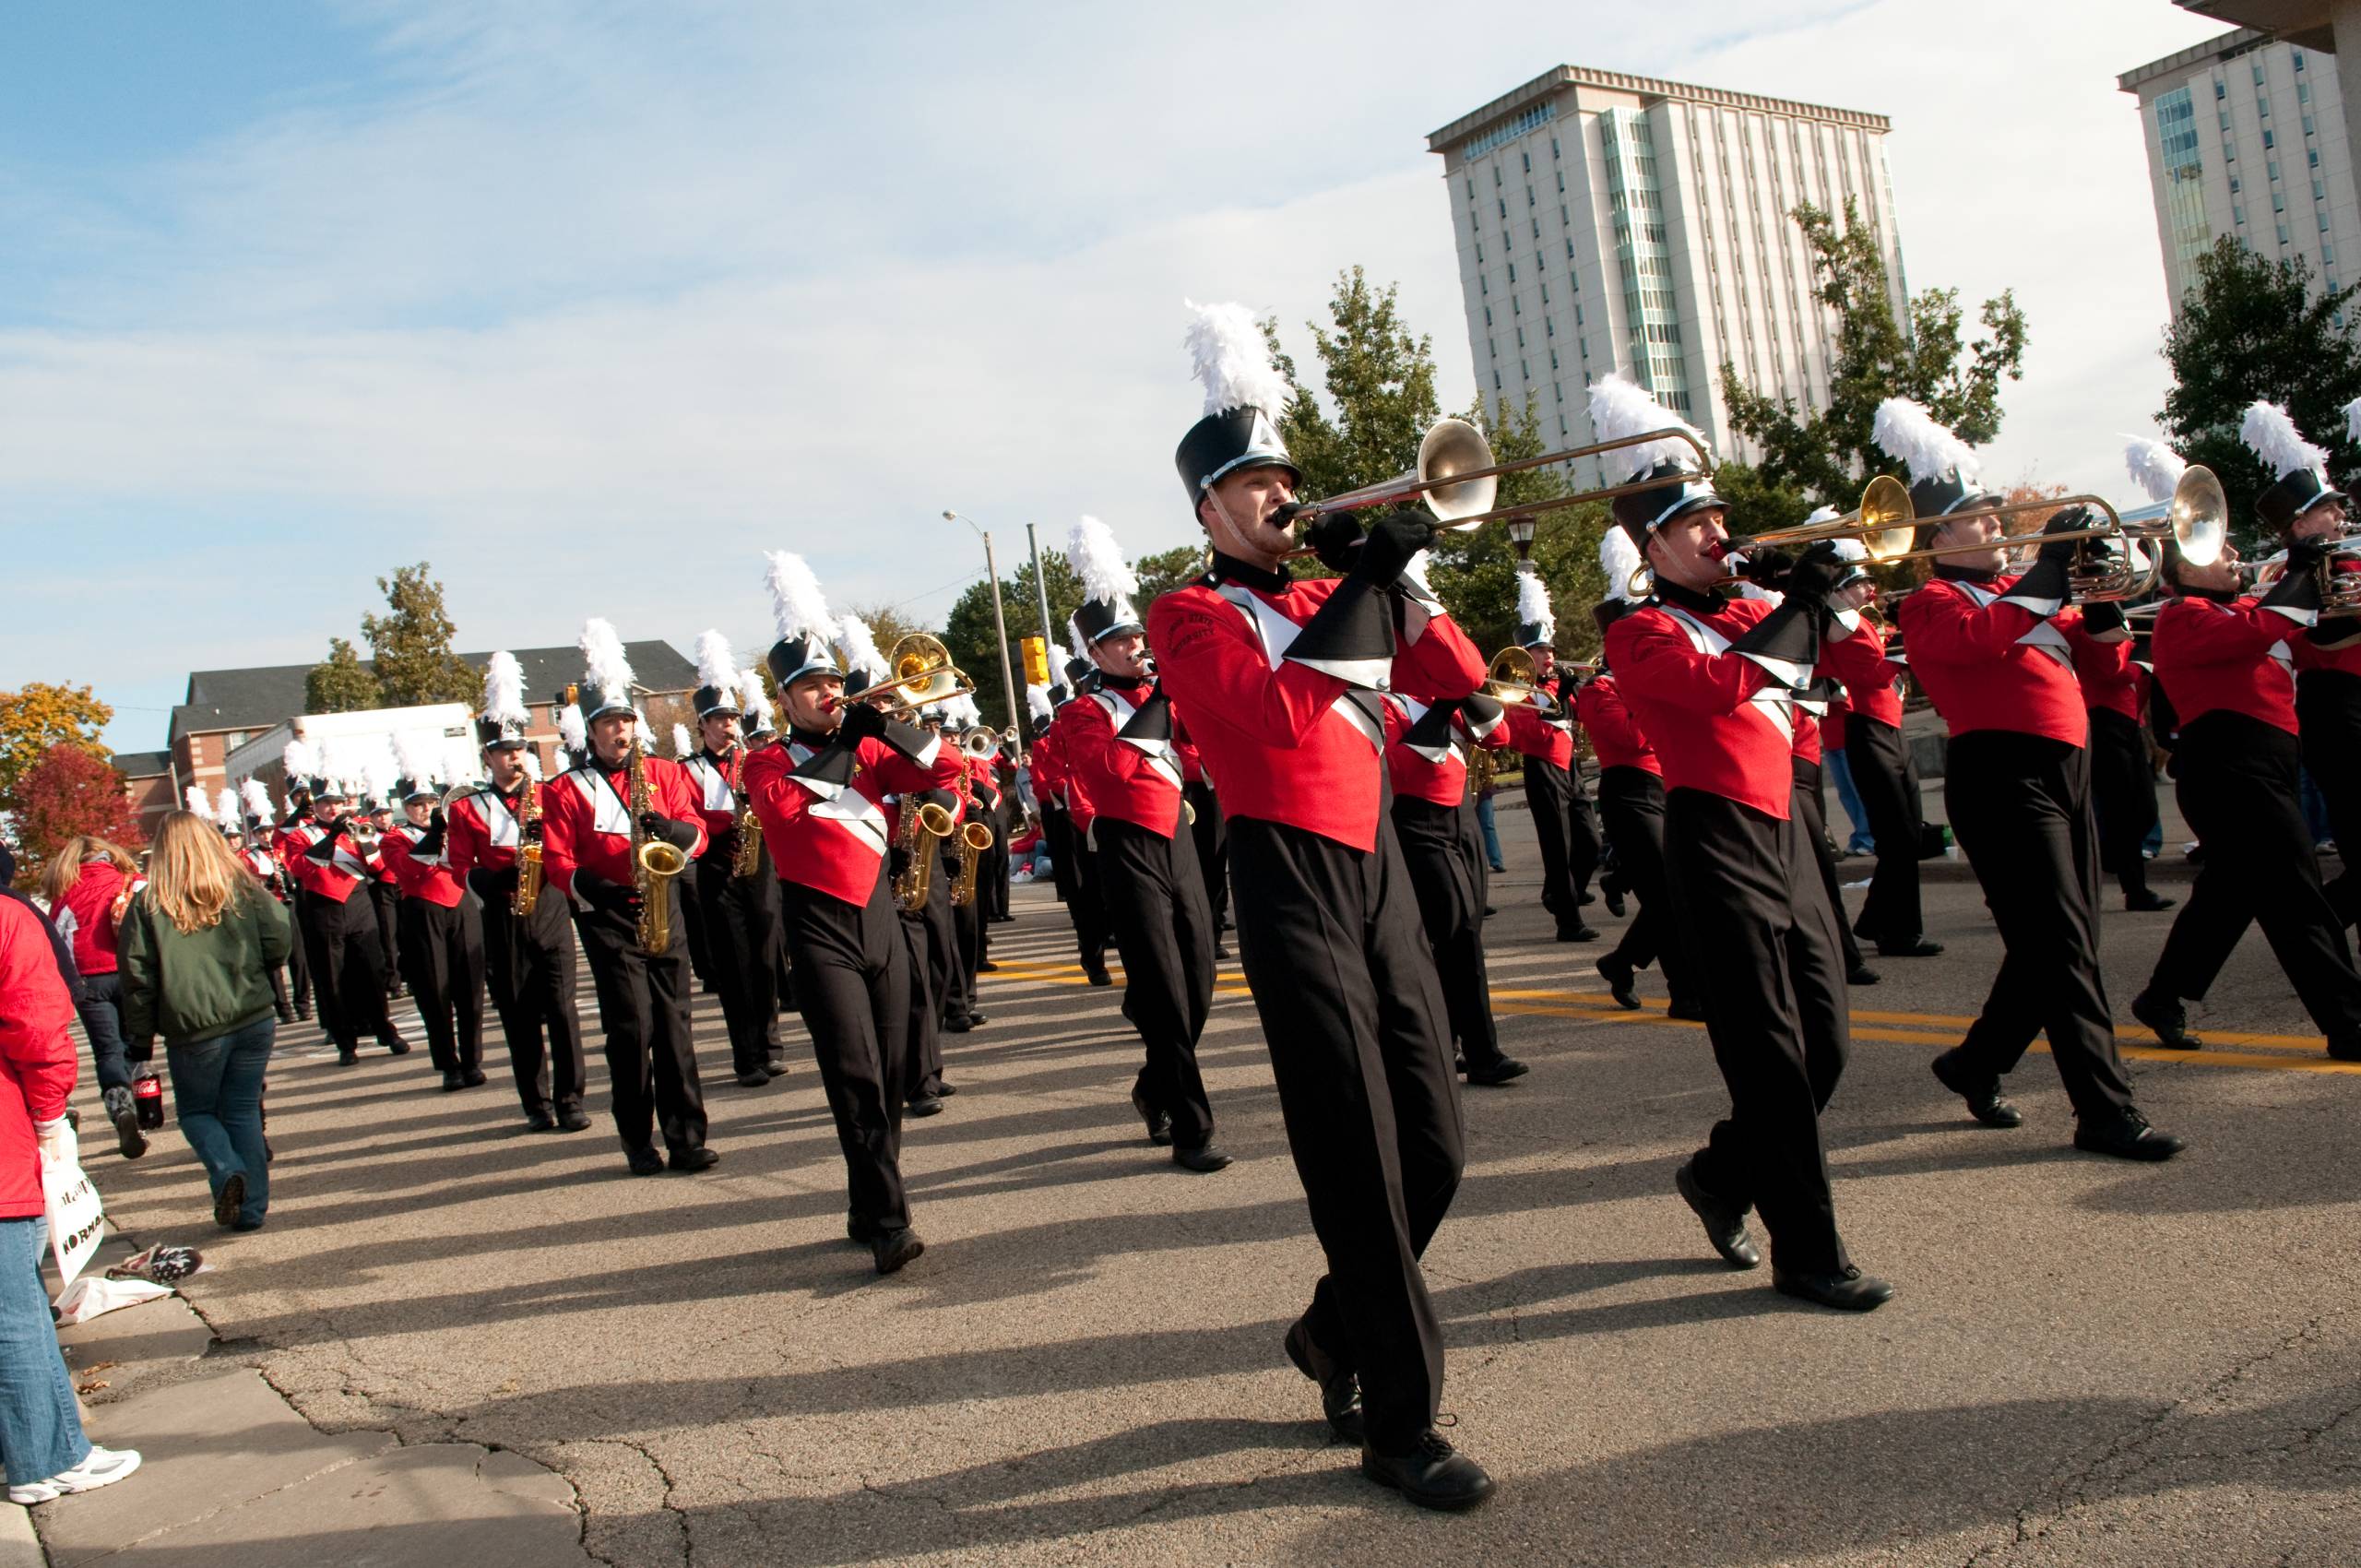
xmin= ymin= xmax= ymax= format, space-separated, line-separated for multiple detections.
xmin=692 ymin=683 xmax=742 ymax=719
xmin=1610 ymin=461 xmax=1727 ymax=550
xmin=1906 ymin=472 xmax=2003 ymax=553
xmin=2258 ymin=466 xmax=2349 ymax=536
xmin=1175 ymin=406 xmax=1299 ymax=508
xmin=1072 ymin=596 xmax=1144 ymax=647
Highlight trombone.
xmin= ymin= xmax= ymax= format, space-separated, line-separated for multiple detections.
xmin=1480 ymin=646 xmax=1550 ymax=707
xmin=859 ymin=634 xmax=976 ymax=719
xmin=1626 ymin=473 xmax=1915 ymax=599
xmin=1284 ymin=418 xmax=1715 ymax=556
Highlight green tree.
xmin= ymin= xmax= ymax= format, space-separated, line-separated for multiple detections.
xmin=304 ymin=636 xmax=380 ymax=714
xmin=943 ymin=555 xmax=1086 ymax=731
xmin=1272 ymin=267 xmax=1443 ymax=503
xmin=364 ymin=563 xmax=482 ymax=708
xmin=1135 ymin=545 xmax=1207 ymax=603
xmin=2159 ymin=236 xmax=2361 ymax=547
xmin=0 ymin=683 xmax=113 ymax=819
xmin=1721 ymin=198 xmax=2027 ymax=505
xmin=845 ymin=601 xmax=931 ymax=656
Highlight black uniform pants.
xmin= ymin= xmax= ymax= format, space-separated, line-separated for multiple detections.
xmin=897 ymin=905 xmax=944 ymax=1099
xmin=1185 ymin=780 xmax=1228 ymax=926
xmin=575 ymin=897 xmax=707 ymax=1154
xmin=1793 ymin=759 xmax=1866 ymax=973
xmin=397 ymin=897 xmax=485 ymax=1075
xmin=984 ymin=800 xmax=1014 ymax=920
xmin=1598 ymin=766 xmax=1691 ymax=1004
xmin=2298 ymin=668 xmax=2361 ymax=927
xmin=283 ymin=890 xmax=311 ymax=1013
xmin=1942 ymin=731 xmax=2136 ymax=1120
xmin=2087 ymin=707 xmax=2160 ymax=903
xmin=694 ymin=853 xmax=784 ymax=1075
xmin=1663 ymin=788 xmax=1850 ymax=1275
xmin=472 ymin=873 xmax=586 ymax=1115
xmin=1523 ymin=759 xmax=1596 ymax=922
xmin=1846 ymin=717 xmax=1931 ymax=944
xmin=1064 ymin=822 xmax=1113 ymax=972
xmin=370 ymin=881 xmax=401 ymax=992
xmin=1228 ymin=815 xmax=1463 ymax=1454
xmin=1042 ymin=802 xmax=1078 ymax=905
xmin=946 ymin=837 xmax=985 ymax=983
xmin=1390 ymin=795 xmax=1503 ymax=1071
xmin=303 ymin=891 xmax=405 ymax=1051
xmin=2147 ymin=713 xmax=2361 ymax=1037
xmin=1095 ymin=813 xmax=1218 ymax=1148
xmin=782 ymin=876 xmax=912 ymax=1231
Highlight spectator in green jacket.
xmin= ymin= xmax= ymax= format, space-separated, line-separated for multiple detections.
xmin=117 ymin=812 xmax=291 ymax=1231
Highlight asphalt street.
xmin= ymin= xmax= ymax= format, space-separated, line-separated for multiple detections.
xmin=72 ymin=804 xmax=2361 ymax=1567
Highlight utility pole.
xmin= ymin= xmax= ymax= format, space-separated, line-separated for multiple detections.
xmin=943 ymin=511 xmax=1020 ymax=732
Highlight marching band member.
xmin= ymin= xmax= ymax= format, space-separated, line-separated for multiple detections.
xmin=2133 ymin=529 xmax=2361 ymax=1057
xmin=1150 ymin=302 xmax=1491 ymax=1508
xmin=539 ymin=620 xmax=717 ymax=1176
xmin=959 ymin=711 xmax=1008 ymax=972
xmin=1499 ymin=572 xmax=1599 ymax=941
xmin=1580 ymin=531 xmax=1698 ymax=1019
xmin=1061 ymin=516 xmax=1229 ymax=1170
xmin=1774 ymin=586 xmax=1880 ymax=992
xmin=682 ymin=631 xmax=788 ymax=1089
xmin=1047 ymin=649 xmax=1116 ymax=985
xmin=741 ymin=664 xmax=799 ymax=1016
xmin=446 ymin=654 xmax=590 ymax=1132
xmin=938 ymin=695 xmax=991 ymax=1023
xmin=237 ymin=780 xmax=300 ymax=1023
xmin=1590 ymin=375 xmax=1889 ymax=1314
xmin=379 ymin=743 xmax=487 ymax=1093
xmin=2264 ymin=401 xmax=2361 ymax=930
xmin=1882 ymin=400 xmax=2182 ymax=1160
xmin=746 ymin=553 xmax=964 ymax=1273
xmin=280 ymin=744 xmax=412 ymax=1066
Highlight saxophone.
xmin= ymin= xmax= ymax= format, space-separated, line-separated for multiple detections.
xmin=729 ymin=750 xmax=765 ymax=878
xmin=891 ymin=794 xmax=955 ymax=912
xmin=953 ymin=820 xmax=994 ymax=907
xmin=630 ymin=739 xmax=689 ymax=953
xmin=513 ymin=778 xmax=545 ymax=915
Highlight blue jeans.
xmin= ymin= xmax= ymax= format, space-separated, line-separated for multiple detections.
xmin=1477 ymin=796 xmax=1505 ymax=870
xmin=1826 ymin=749 xmax=1876 ymax=855
xmin=167 ymin=1015 xmax=273 ymax=1226
xmin=77 ymin=972 xmax=136 ymax=1094
xmin=0 ymin=1218 xmax=89 ymax=1486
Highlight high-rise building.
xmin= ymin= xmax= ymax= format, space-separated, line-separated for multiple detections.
xmin=2119 ymin=28 xmax=2359 ymax=318
xmin=1426 ymin=65 xmax=1906 ymax=481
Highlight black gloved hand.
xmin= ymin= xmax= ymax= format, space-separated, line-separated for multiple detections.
xmin=711 ymin=826 xmax=740 ymax=858
xmin=836 ymin=701 xmax=887 ymax=747
xmin=2080 ymin=600 xmax=2128 ymax=637
xmin=2038 ymin=505 xmax=2096 ymax=565
xmin=1781 ymin=540 xmax=1846 ymax=605
xmin=416 ymin=809 xmax=448 ymax=857
xmin=1742 ymin=547 xmax=1797 ymax=589
xmin=637 ymin=813 xmax=699 ymax=851
xmin=2286 ymin=537 xmax=2331 ymax=577
xmin=2261 ymin=552 xmax=2325 ymax=613
xmin=1304 ymin=512 xmax=1365 ymax=575
xmin=575 ymin=871 xmax=641 ymax=915
xmin=1350 ymin=510 xmax=1435 ymax=588
xmin=467 ymin=866 xmax=521 ymax=902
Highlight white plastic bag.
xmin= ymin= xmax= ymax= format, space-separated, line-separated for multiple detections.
xmin=53 ymin=1274 xmax=169 ymax=1325
xmin=41 ymin=1142 xmax=106 ymax=1289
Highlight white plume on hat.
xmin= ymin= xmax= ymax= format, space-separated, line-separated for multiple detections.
xmin=1827 ymin=535 xmax=1870 ymax=564
xmin=440 ymin=737 xmax=480 ymax=786
xmin=1805 ymin=504 xmax=1843 ymax=527
xmin=214 ymin=786 xmax=240 ymax=826
xmin=739 ymin=668 xmax=775 ymax=732
xmin=393 ymin=730 xmax=442 ymax=789
xmin=241 ymin=778 xmax=273 ymax=824
xmin=2345 ymin=396 xmax=2361 ymax=448
xmin=556 ymin=704 xmax=587 ymax=754
xmin=319 ymin=737 xmax=370 ymax=794
xmin=522 ymin=749 xmax=544 ymax=784
xmin=481 ymin=650 xmax=528 ymax=728
xmin=1067 ymin=619 xmax=1093 ymax=665
xmin=1587 ymin=374 xmax=1710 ymax=484
xmin=362 ymin=742 xmax=399 ymax=803
xmin=671 ymin=723 xmax=694 ymax=758
xmin=1516 ymin=571 xmax=1555 ymax=643
xmin=943 ymin=692 xmax=982 ymax=730
xmin=1026 ymin=683 xmax=1052 ymax=722
xmin=765 ymin=551 xmax=833 ymax=644
xmin=1067 ymin=516 xmax=1140 ymax=604
xmin=1872 ymin=398 xmax=1980 ymax=486
xmin=1184 ymin=299 xmax=1291 ymax=418
xmin=579 ymin=617 xmax=635 ymax=693
xmin=634 ymin=707 xmax=655 ymax=750
xmin=185 ymin=785 xmax=213 ymax=820
xmin=2122 ymin=435 xmax=2188 ymax=505
xmin=694 ymin=630 xmax=737 ymax=694
xmin=283 ymin=738 xmax=319 ymax=781
xmin=1598 ymin=524 xmax=1644 ymax=602
xmin=2239 ymin=399 xmax=2328 ymax=480
xmin=833 ymin=613 xmax=888 ymax=683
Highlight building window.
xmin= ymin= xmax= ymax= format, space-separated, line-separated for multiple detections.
xmin=1508 ymin=262 xmax=1516 ymax=281
xmin=2278 ymin=220 xmax=2291 ymax=244
xmin=2214 ymin=79 xmax=2226 ymax=99
xmin=1522 ymin=150 xmax=1531 ymax=172
xmin=2294 ymin=49 xmax=2306 ymax=69
xmin=1483 ymin=305 xmax=1492 ymax=327
xmin=2310 ymin=148 xmax=2321 ymax=168
xmin=2231 ymin=175 xmax=2241 ymax=193
xmin=2254 ymin=63 xmax=2266 ymax=85
xmin=2265 ymin=129 xmax=2275 ymax=148
xmin=2259 ymin=96 xmax=2271 ymax=118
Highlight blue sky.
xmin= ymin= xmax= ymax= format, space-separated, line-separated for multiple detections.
xmin=1 ymin=1 xmax=2225 ymax=753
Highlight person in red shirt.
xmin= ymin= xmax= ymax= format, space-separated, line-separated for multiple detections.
xmin=540 ymin=620 xmax=716 ymax=1178
xmin=379 ymin=767 xmax=487 ymax=1093
xmin=1887 ymin=398 xmax=2180 ymax=1161
xmin=284 ymin=767 xmax=413 ymax=1066
xmin=2132 ymin=537 xmax=2361 ymax=1056
xmin=745 ymin=553 xmax=964 ymax=1274
xmin=1499 ymin=573 xmax=1600 ymax=942
xmin=1595 ymin=373 xmax=1887 ymax=1315
xmin=1150 ymin=302 xmax=1490 ymax=1509
xmin=38 ymin=837 xmax=143 ymax=1149
xmin=1062 ymin=517 xmax=1230 ymax=1170
xmin=446 ymin=654 xmax=590 ymax=1134
xmin=682 ymin=631 xmax=788 ymax=1089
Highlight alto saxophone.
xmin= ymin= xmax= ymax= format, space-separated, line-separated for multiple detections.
xmin=952 ymin=820 xmax=994 ymax=907
xmin=730 ymin=751 xmax=765 ymax=878
xmin=891 ymin=795 xmax=955 ymax=912
xmin=513 ymin=778 xmax=545 ymax=915
xmin=629 ymin=739 xmax=689 ymax=954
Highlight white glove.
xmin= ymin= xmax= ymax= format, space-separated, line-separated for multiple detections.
xmin=34 ymin=1117 xmax=77 ymax=1169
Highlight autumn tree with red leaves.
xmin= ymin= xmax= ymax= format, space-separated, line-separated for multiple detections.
xmin=6 ymin=744 xmax=146 ymax=889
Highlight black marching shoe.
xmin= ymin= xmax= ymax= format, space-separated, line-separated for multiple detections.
xmin=976 ymin=959 xmax=999 ymax=973
xmin=907 ymin=1095 xmax=945 ymax=1118
xmin=1666 ymin=996 xmax=1709 ymax=1022
xmin=625 ymin=1146 xmax=666 ymax=1177
xmin=1172 ymin=1142 xmax=1233 ymax=1173
xmin=524 ymin=1105 xmax=559 ymax=1133
xmin=1674 ymin=1159 xmax=1762 ymax=1269
xmin=1596 ymin=954 xmax=1642 ymax=1010
xmin=846 ymin=1213 xmax=881 ymax=1245
xmin=2074 ymin=1108 xmax=2185 ymax=1161
xmin=385 ymin=1036 xmax=413 ymax=1056
xmin=1083 ymin=964 xmax=1113 ymax=988
xmin=276 ymin=1005 xmax=296 ymax=1024
xmin=2130 ymin=990 xmax=2201 ymax=1050
xmin=1929 ymin=1047 xmax=2023 ymax=1128
xmin=872 ymin=1227 xmax=925 ymax=1276
xmin=1604 ymin=885 xmax=1627 ymax=918
xmin=944 ymin=1012 xmax=977 ymax=1033
xmin=2330 ymin=1031 xmax=2361 ymax=1063
xmin=440 ymin=1071 xmax=466 ymax=1093
xmin=1877 ymin=938 xmax=1944 ymax=958
xmin=1214 ymin=943 xmax=1231 ymax=960
xmin=2124 ymin=890 xmax=2177 ymax=912
xmin=461 ymin=1069 xmax=487 ymax=1087
xmin=763 ymin=1058 xmax=789 ymax=1079
xmin=669 ymin=1146 xmax=721 ymax=1173
xmin=735 ymin=1068 xmax=772 ymax=1088
xmin=1846 ymin=962 xmax=1881 ymax=987
xmin=295 ymin=1007 xmax=313 ymax=1022
xmin=1360 ymin=1430 xmax=1496 ymax=1512
xmin=1556 ymin=921 xmax=1599 ymax=943
xmin=555 ymin=1103 xmax=592 ymax=1133
xmin=337 ymin=1046 xmax=361 ymax=1066
xmin=1282 ymin=1319 xmax=1364 ymax=1443
xmin=1463 ymin=1056 xmax=1529 ymax=1087
xmin=1130 ymin=1087 xmax=1173 ymax=1146
xmin=1774 ymin=1265 xmax=1895 ymax=1312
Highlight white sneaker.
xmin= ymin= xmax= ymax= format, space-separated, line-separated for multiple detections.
xmin=9 ymin=1444 xmax=141 ymax=1504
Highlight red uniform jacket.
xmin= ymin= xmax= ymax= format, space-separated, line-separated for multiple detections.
xmin=1899 ymin=574 xmax=2113 ymax=748
xmin=1501 ymin=693 xmax=1577 ymax=771
xmin=1062 ymin=684 xmax=1185 ymax=839
xmin=1574 ymin=673 xmax=1661 ymax=778
xmin=1381 ymin=696 xmax=1503 ymax=806
xmin=2294 ymin=623 xmax=2361 ymax=680
xmin=966 ymin=753 xmax=1003 ymax=813
xmin=0 ymin=897 xmax=77 ymax=1218
xmin=1149 ymin=573 xmax=1482 ymax=853
xmin=2071 ymin=629 xmax=2142 ymax=723
xmin=1028 ymin=725 xmax=1066 ymax=808
xmin=682 ymin=750 xmax=750 ymax=864
xmin=379 ymin=822 xmax=465 ymax=909
xmin=445 ymin=782 xmax=535 ymax=880
xmin=540 ymin=754 xmax=709 ymax=901
xmin=745 ymin=728 xmax=964 ymax=907
xmin=1821 ymin=611 xmax=1905 ymax=731
xmin=281 ymin=819 xmax=376 ymax=904
xmin=1605 ymin=594 xmax=1807 ymax=820
xmin=2151 ymin=594 xmax=2310 ymax=735
xmin=1175 ymin=717 xmax=1208 ymax=786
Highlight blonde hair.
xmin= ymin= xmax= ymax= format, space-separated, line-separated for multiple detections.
xmin=40 ymin=836 xmax=137 ymax=906
xmin=144 ymin=812 xmax=253 ymax=934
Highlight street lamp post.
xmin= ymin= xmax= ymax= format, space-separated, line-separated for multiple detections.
xmin=942 ymin=511 xmax=1020 ymax=734
xmin=1025 ymin=521 xmax=1057 ymax=666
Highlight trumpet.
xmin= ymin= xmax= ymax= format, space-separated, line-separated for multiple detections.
xmin=961 ymin=729 xmax=1000 ymax=761
xmin=1284 ymin=418 xmax=1715 ymax=557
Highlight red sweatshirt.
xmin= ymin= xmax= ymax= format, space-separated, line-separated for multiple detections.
xmin=2151 ymin=594 xmax=2309 ymax=734
xmin=0 ymin=897 xmax=78 ymax=1217
xmin=540 ymin=754 xmax=710 ymax=900
xmin=52 ymin=861 xmax=126 ymax=976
